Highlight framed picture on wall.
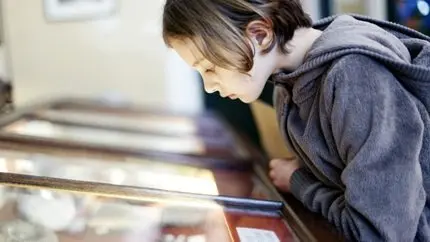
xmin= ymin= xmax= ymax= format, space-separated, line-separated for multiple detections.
xmin=44 ymin=0 xmax=117 ymax=22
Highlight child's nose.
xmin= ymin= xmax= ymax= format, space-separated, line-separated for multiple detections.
xmin=202 ymin=77 xmax=218 ymax=93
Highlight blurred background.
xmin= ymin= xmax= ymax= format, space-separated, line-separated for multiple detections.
xmin=0 ymin=0 xmax=428 ymax=149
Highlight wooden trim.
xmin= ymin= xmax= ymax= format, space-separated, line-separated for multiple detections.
xmin=0 ymin=172 xmax=283 ymax=211
xmin=0 ymin=171 xmax=318 ymax=241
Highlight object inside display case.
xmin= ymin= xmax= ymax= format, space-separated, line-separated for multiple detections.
xmin=35 ymin=99 xmax=250 ymax=154
xmin=0 ymin=116 xmax=250 ymax=161
xmin=2 ymin=118 xmax=207 ymax=155
xmin=35 ymin=109 xmax=199 ymax=137
xmin=0 ymin=185 xmax=298 ymax=242
xmin=42 ymin=100 xmax=233 ymax=139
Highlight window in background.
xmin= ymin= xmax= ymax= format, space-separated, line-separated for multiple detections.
xmin=388 ymin=0 xmax=430 ymax=35
xmin=319 ymin=0 xmax=332 ymax=18
xmin=331 ymin=0 xmax=367 ymax=15
xmin=324 ymin=0 xmax=387 ymax=20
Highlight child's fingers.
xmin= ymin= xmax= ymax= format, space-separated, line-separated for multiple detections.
xmin=270 ymin=157 xmax=297 ymax=168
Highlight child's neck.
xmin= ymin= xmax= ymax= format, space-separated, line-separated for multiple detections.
xmin=275 ymin=27 xmax=322 ymax=72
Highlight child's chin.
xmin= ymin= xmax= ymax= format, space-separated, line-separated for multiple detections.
xmin=240 ymin=95 xmax=257 ymax=104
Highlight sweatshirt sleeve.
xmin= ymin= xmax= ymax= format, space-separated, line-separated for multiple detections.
xmin=289 ymin=55 xmax=427 ymax=242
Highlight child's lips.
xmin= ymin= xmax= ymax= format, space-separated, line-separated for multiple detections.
xmin=228 ymin=94 xmax=238 ymax=99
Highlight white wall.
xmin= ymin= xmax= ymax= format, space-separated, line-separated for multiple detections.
xmin=301 ymin=0 xmax=321 ymax=20
xmin=365 ymin=0 xmax=387 ymax=20
xmin=165 ymin=49 xmax=203 ymax=114
xmin=1 ymin=0 xmax=202 ymax=113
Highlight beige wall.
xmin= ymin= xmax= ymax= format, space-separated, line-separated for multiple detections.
xmin=332 ymin=0 xmax=367 ymax=15
xmin=2 ymin=0 xmax=201 ymax=110
xmin=331 ymin=0 xmax=387 ymax=19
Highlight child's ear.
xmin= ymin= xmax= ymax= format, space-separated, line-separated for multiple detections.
xmin=245 ymin=19 xmax=274 ymax=52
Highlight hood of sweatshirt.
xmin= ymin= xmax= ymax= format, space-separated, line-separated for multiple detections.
xmin=271 ymin=14 xmax=430 ymax=109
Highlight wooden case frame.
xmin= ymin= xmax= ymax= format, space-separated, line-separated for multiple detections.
xmin=0 ymin=168 xmax=316 ymax=242
xmin=0 ymin=98 xmax=337 ymax=241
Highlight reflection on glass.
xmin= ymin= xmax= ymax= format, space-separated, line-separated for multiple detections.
xmin=0 ymin=151 xmax=219 ymax=195
xmin=36 ymin=109 xmax=198 ymax=136
xmin=3 ymin=119 xmax=206 ymax=155
xmin=0 ymin=186 xmax=296 ymax=242
xmin=0 ymin=186 xmax=5 ymax=211
xmin=18 ymin=190 xmax=78 ymax=232
xmin=0 ymin=220 xmax=59 ymax=242
xmin=0 ymin=148 xmax=277 ymax=200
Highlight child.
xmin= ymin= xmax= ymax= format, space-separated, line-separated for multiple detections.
xmin=162 ymin=0 xmax=430 ymax=241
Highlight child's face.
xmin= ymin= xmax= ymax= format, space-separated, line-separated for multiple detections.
xmin=171 ymin=38 xmax=276 ymax=103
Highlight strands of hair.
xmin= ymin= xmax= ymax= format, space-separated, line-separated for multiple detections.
xmin=163 ymin=0 xmax=312 ymax=72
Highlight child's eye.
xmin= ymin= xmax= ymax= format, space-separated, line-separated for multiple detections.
xmin=205 ymin=66 xmax=216 ymax=73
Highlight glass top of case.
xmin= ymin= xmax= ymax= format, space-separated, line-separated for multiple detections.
xmin=0 ymin=149 xmax=275 ymax=201
xmin=0 ymin=185 xmax=298 ymax=242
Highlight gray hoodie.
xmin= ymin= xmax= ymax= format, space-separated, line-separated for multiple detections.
xmin=271 ymin=15 xmax=430 ymax=241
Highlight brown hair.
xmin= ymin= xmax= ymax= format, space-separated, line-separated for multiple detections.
xmin=163 ymin=0 xmax=312 ymax=73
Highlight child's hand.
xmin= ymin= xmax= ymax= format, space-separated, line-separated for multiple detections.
xmin=269 ymin=157 xmax=301 ymax=193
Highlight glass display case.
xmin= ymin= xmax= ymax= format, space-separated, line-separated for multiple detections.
xmin=0 ymin=98 xmax=336 ymax=241
xmin=3 ymin=118 xmax=208 ymax=155
xmin=0 ymin=99 xmax=254 ymax=169
xmin=0 ymin=148 xmax=315 ymax=241
xmin=0 ymin=184 xmax=301 ymax=242
xmin=0 ymin=147 xmax=276 ymax=201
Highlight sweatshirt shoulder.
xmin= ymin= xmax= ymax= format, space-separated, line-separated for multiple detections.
xmin=325 ymin=54 xmax=391 ymax=82
xmin=323 ymin=53 xmax=398 ymax=90
xmin=321 ymin=54 xmax=398 ymax=112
